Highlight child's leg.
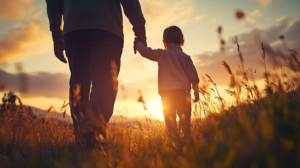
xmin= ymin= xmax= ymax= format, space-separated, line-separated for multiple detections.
xmin=160 ymin=91 xmax=177 ymax=135
xmin=177 ymin=90 xmax=192 ymax=137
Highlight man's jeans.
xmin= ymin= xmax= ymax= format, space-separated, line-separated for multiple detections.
xmin=159 ymin=89 xmax=191 ymax=137
xmin=64 ymin=29 xmax=123 ymax=137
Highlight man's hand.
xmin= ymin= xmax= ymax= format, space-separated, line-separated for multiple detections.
xmin=134 ymin=38 xmax=147 ymax=54
xmin=54 ymin=42 xmax=67 ymax=63
xmin=194 ymin=91 xmax=199 ymax=103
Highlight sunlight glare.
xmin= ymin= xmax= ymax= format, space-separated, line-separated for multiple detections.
xmin=146 ymin=97 xmax=165 ymax=120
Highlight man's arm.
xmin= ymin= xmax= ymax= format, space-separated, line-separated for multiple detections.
xmin=45 ymin=0 xmax=67 ymax=63
xmin=120 ymin=0 xmax=147 ymax=53
xmin=120 ymin=0 xmax=146 ymax=40
xmin=46 ymin=0 xmax=63 ymax=44
xmin=136 ymin=42 xmax=161 ymax=62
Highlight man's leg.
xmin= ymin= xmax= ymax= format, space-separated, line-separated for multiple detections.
xmin=86 ymin=29 xmax=123 ymax=138
xmin=64 ymin=30 xmax=91 ymax=141
xmin=160 ymin=91 xmax=178 ymax=135
xmin=177 ymin=90 xmax=192 ymax=137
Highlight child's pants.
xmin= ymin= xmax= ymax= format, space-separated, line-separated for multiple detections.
xmin=159 ymin=89 xmax=191 ymax=137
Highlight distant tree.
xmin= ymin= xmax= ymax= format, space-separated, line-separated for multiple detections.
xmin=1 ymin=92 xmax=18 ymax=112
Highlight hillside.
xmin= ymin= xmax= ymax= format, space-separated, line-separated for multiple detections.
xmin=10 ymin=105 xmax=160 ymax=125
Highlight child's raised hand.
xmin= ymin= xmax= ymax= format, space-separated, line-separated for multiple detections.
xmin=192 ymin=83 xmax=199 ymax=102
xmin=134 ymin=37 xmax=147 ymax=54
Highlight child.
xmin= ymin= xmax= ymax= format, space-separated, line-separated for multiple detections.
xmin=135 ymin=26 xmax=200 ymax=137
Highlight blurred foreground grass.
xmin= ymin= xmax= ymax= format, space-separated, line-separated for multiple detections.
xmin=1 ymin=82 xmax=300 ymax=167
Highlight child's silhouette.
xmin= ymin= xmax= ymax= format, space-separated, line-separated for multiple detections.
xmin=135 ymin=26 xmax=200 ymax=137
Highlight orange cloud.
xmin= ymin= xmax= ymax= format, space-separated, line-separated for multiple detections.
xmin=265 ymin=17 xmax=272 ymax=21
xmin=0 ymin=12 xmax=52 ymax=64
xmin=289 ymin=19 xmax=300 ymax=27
xmin=244 ymin=16 xmax=256 ymax=25
xmin=0 ymin=0 xmax=34 ymax=19
xmin=251 ymin=9 xmax=263 ymax=17
xmin=195 ymin=15 xmax=204 ymax=21
xmin=123 ymin=0 xmax=193 ymax=38
xmin=259 ymin=0 xmax=272 ymax=7
xmin=142 ymin=0 xmax=193 ymax=27
xmin=276 ymin=15 xmax=289 ymax=22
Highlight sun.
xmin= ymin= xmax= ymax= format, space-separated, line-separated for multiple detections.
xmin=146 ymin=97 xmax=165 ymax=120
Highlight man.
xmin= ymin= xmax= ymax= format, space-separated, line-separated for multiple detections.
xmin=45 ymin=0 xmax=146 ymax=147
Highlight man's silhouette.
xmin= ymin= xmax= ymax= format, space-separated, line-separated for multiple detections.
xmin=46 ymin=0 xmax=146 ymax=147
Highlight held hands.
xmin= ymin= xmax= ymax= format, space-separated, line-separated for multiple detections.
xmin=133 ymin=25 xmax=147 ymax=54
xmin=134 ymin=37 xmax=147 ymax=54
xmin=54 ymin=42 xmax=67 ymax=63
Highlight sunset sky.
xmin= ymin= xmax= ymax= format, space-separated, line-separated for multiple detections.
xmin=0 ymin=0 xmax=300 ymax=120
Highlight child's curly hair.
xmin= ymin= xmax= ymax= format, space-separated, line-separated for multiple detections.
xmin=163 ymin=26 xmax=184 ymax=46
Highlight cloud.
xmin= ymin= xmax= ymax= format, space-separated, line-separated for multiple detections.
xmin=141 ymin=0 xmax=193 ymax=26
xmin=0 ymin=67 xmax=159 ymax=102
xmin=191 ymin=19 xmax=300 ymax=86
xmin=276 ymin=15 xmax=290 ymax=22
xmin=289 ymin=19 xmax=300 ymax=27
xmin=265 ymin=17 xmax=272 ymax=21
xmin=251 ymin=9 xmax=262 ymax=17
xmin=244 ymin=16 xmax=256 ymax=25
xmin=0 ymin=19 xmax=13 ymax=27
xmin=195 ymin=15 xmax=204 ymax=21
xmin=284 ymin=19 xmax=300 ymax=44
xmin=0 ymin=0 xmax=34 ymax=19
xmin=0 ymin=12 xmax=52 ymax=64
xmin=258 ymin=0 xmax=272 ymax=7
xmin=122 ymin=0 xmax=194 ymax=43
xmin=0 ymin=69 xmax=69 ymax=100
xmin=141 ymin=0 xmax=193 ymax=30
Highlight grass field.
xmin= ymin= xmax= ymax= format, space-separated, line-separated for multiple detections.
xmin=1 ymin=41 xmax=300 ymax=168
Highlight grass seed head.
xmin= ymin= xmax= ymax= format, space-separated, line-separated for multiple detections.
xmin=137 ymin=90 xmax=147 ymax=110
xmin=217 ymin=26 xmax=222 ymax=34
xmin=290 ymin=53 xmax=300 ymax=68
xmin=261 ymin=43 xmax=266 ymax=60
xmin=221 ymin=60 xmax=232 ymax=75
xmin=205 ymin=74 xmax=216 ymax=85
xmin=287 ymin=49 xmax=299 ymax=55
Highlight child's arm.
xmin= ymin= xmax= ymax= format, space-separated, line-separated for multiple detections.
xmin=136 ymin=41 xmax=162 ymax=62
xmin=186 ymin=57 xmax=200 ymax=102
xmin=192 ymin=82 xmax=199 ymax=102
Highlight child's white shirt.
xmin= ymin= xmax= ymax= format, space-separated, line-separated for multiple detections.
xmin=136 ymin=42 xmax=199 ymax=91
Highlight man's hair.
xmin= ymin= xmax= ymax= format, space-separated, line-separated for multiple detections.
xmin=163 ymin=26 xmax=184 ymax=45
